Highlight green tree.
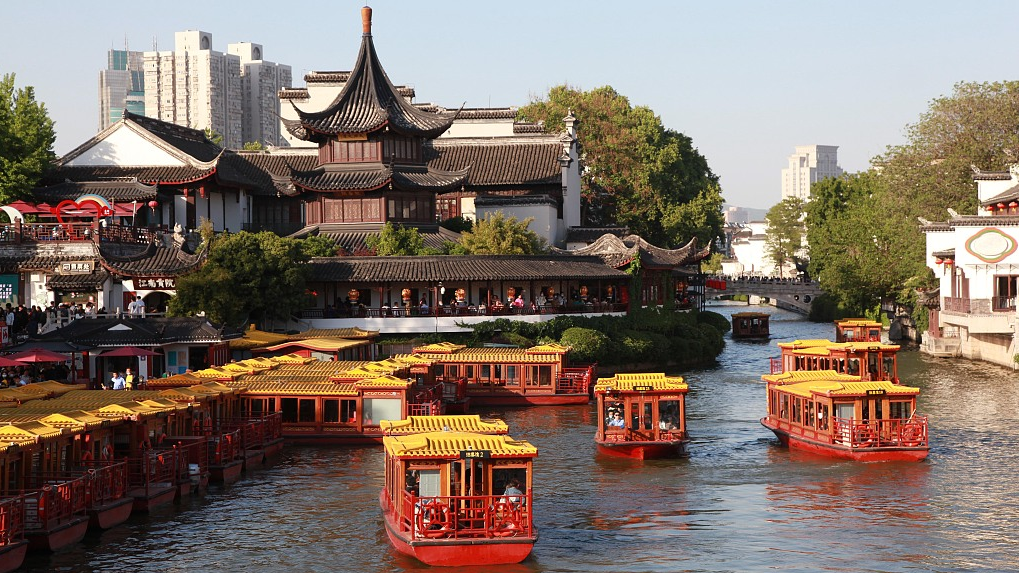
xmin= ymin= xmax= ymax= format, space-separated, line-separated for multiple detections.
xmin=439 ymin=215 xmax=473 ymax=234
xmin=764 ymin=197 xmax=806 ymax=278
xmin=366 ymin=222 xmax=438 ymax=256
xmin=300 ymin=234 xmax=339 ymax=257
xmin=203 ymin=127 xmax=224 ymax=147
xmin=517 ymin=85 xmax=721 ymax=247
xmin=242 ymin=141 xmax=265 ymax=151
xmin=450 ymin=212 xmax=547 ymax=255
xmin=168 ymin=231 xmax=314 ymax=326
xmin=0 ymin=74 xmax=56 ymax=204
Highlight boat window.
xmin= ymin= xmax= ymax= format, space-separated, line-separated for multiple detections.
xmin=817 ymin=403 xmax=829 ymax=430
xmin=883 ymin=356 xmax=895 ymax=379
xmin=792 ymin=398 xmax=802 ymax=423
xmin=493 ymin=468 xmax=528 ymax=500
xmin=445 ymin=365 xmax=459 ymax=378
xmin=324 ymin=399 xmax=339 ymax=423
xmin=298 ymin=399 xmax=316 ymax=423
xmin=528 ymin=365 xmax=552 ymax=387
xmin=889 ymin=401 xmax=912 ymax=420
xmin=481 ymin=365 xmax=491 ymax=380
xmin=805 ymin=401 xmax=815 ymax=428
xmin=280 ymin=398 xmax=299 ymax=423
xmin=465 ymin=365 xmax=475 ymax=379
xmin=658 ymin=400 xmax=680 ymax=430
xmin=494 ymin=365 xmax=502 ymax=381
xmin=643 ymin=402 xmax=653 ymax=430
xmin=418 ymin=469 xmax=442 ymax=498
xmin=867 ymin=355 xmax=879 ymax=379
xmin=779 ymin=394 xmax=790 ymax=420
xmin=868 ymin=329 xmax=880 ymax=341
xmin=846 ymin=358 xmax=860 ymax=375
xmin=605 ymin=401 xmax=624 ymax=427
xmin=505 ymin=365 xmax=518 ymax=385
xmin=835 ymin=402 xmax=854 ymax=422
xmin=363 ymin=398 xmax=401 ymax=426
xmin=769 ymin=390 xmax=778 ymax=415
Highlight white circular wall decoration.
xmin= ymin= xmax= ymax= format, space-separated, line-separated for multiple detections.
xmin=965 ymin=227 xmax=1018 ymax=263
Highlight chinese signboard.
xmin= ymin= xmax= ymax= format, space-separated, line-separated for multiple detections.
xmin=135 ymin=277 xmax=176 ymax=290
xmin=56 ymin=261 xmax=93 ymax=274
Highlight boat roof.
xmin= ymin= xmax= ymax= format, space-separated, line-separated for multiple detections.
xmin=732 ymin=312 xmax=770 ymax=318
xmin=791 ymin=341 xmax=901 ymax=356
xmin=776 ymin=339 xmax=835 ymax=349
xmin=594 ymin=372 xmax=687 ymax=392
xmin=384 ymin=431 xmax=537 ymax=459
xmin=776 ymin=379 xmax=920 ymax=399
xmin=835 ymin=318 xmax=882 ymax=327
xmin=412 ymin=342 xmax=571 ymax=359
xmin=258 ymin=337 xmax=368 ymax=353
xmin=380 ymin=415 xmax=509 ymax=435
xmin=400 ymin=347 xmax=563 ymax=364
xmin=761 ymin=370 xmax=862 ymax=384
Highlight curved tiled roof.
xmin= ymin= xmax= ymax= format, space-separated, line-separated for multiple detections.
xmin=94 ymin=242 xmax=205 ymax=278
xmin=289 ymin=224 xmax=460 ymax=253
xmin=552 ymin=234 xmax=704 ymax=269
xmin=308 ymin=254 xmax=627 ymax=282
xmin=43 ymin=165 xmax=217 ymax=186
xmin=46 ymin=270 xmax=110 ymax=291
xmin=292 ymin=163 xmax=468 ymax=193
xmin=426 ymin=140 xmax=561 ymax=187
xmin=594 ymin=372 xmax=687 ymax=392
xmin=383 ymin=431 xmax=537 ymax=459
xmin=289 ymin=18 xmax=455 ymax=139
xmin=380 ymin=415 xmax=509 ymax=436
xmin=32 ymin=180 xmax=158 ymax=203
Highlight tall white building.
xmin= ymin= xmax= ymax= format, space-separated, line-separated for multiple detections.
xmin=227 ymin=42 xmax=292 ymax=147
xmin=781 ymin=145 xmax=842 ymax=201
xmin=142 ymin=32 xmax=290 ymax=149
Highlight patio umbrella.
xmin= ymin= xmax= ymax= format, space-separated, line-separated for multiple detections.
xmin=0 ymin=357 xmax=26 ymax=368
xmin=7 ymin=348 xmax=71 ymax=363
xmin=98 ymin=346 xmax=161 ymax=358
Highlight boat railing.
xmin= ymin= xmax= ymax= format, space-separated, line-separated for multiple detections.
xmin=399 ymin=492 xmax=534 ymax=540
xmin=126 ymin=449 xmax=178 ymax=495
xmin=559 ymin=366 xmax=594 ymax=394
xmin=76 ymin=461 xmax=130 ymax=508
xmin=407 ymin=400 xmax=442 ymax=417
xmin=22 ymin=475 xmax=88 ymax=529
xmin=166 ymin=437 xmax=210 ymax=479
xmin=211 ymin=429 xmax=242 ymax=465
xmin=602 ymin=427 xmax=684 ymax=443
xmin=0 ymin=496 xmax=25 ymax=545
xmin=769 ymin=357 xmax=783 ymax=374
xmin=831 ymin=415 xmax=928 ymax=448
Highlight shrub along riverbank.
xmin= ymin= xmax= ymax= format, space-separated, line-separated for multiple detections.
xmin=385 ymin=308 xmax=729 ymax=369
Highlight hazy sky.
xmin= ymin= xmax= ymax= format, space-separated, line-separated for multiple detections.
xmin=4 ymin=1 xmax=1017 ymax=209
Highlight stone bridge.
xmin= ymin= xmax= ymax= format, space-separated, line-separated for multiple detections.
xmin=704 ymin=277 xmax=824 ymax=314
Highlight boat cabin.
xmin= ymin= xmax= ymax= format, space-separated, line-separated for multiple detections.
xmin=593 ymin=373 xmax=689 ymax=458
xmin=771 ymin=340 xmax=900 ymax=382
xmin=380 ymin=415 xmax=508 ymax=436
xmin=408 ymin=342 xmax=595 ymax=406
xmin=381 ymin=428 xmax=537 ymax=566
xmin=731 ymin=312 xmax=770 ymax=339
xmin=835 ymin=318 xmax=882 ymax=343
xmin=760 ymin=370 xmax=928 ymax=462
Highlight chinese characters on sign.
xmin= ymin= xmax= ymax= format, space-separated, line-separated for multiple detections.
xmin=57 ymin=261 xmax=93 ymax=274
xmin=135 ymin=277 xmax=176 ymax=290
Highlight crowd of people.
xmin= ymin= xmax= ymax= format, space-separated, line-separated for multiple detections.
xmin=0 ymin=362 xmax=72 ymax=388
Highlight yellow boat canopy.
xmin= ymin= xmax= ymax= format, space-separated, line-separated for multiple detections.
xmin=384 ymin=431 xmax=537 ymax=459
xmin=777 ymin=379 xmax=920 ymax=399
xmin=595 ymin=372 xmax=687 ymax=392
xmin=762 ymin=370 xmax=862 ymax=384
xmin=380 ymin=415 xmax=509 ymax=435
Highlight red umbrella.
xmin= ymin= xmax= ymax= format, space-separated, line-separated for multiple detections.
xmin=98 ymin=346 xmax=161 ymax=358
xmin=0 ymin=357 xmax=26 ymax=368
xmin=7 ymin=348 xmax=71 ymax=363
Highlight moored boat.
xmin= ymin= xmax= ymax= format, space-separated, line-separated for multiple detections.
xmin=760 ymin=370 xmax=929 ymax=462
xmin=593 ymin=373 xmax=689 ymax=459
xmin=380 ymin=428 xmax=537 ymax=566
xmin=834 ymin=318 xmax=882 ymax=343
xmin=731 ymin=312 xmax=770 ymax=339
xmin=770 ymin=339 xmax=901 ymax=381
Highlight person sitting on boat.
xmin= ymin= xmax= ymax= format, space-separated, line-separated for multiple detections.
xmin=608 ymin=412 xmax=626 ymax=428
xmin=502 ymin=479 xmax=524 ymax=507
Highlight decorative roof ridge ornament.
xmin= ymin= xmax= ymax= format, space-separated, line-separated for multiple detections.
xmin=362 ymin=5 xmax=373 ymax=36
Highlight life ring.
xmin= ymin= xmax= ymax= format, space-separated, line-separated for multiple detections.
xmin=900 ymin=423 xmax=924 ymax=447
xmin=81 ymin=450 xmax=93 ymax=462
xmin=490 ymin=501 xmax=521 ymax=537
xmin=854 ymin=424 xmax=877 ymax=447
xmin=416 ymin=500 xmax=453 ymax=538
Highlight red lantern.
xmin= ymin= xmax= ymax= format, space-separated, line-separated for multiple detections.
xmin=935 ymin=258 xmax=943 ymax=265
xmin=148 ymin=200 xmax=159 ymax=209
xmin=998 ymin=203 xmax=1006 ymax=210
xmin=944 ymin=259 xmax=954 ymax=266
xmin=1010 ymin=202 xmax=1018 ymax=208
xmin=986 ymin=205 xmax=996 ymax=212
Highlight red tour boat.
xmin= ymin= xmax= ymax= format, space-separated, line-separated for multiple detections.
xmin=760 ymin=370 xmax=929 ymax=462
xmin=731 ymin=312 xmax=770 ymax=339
xmin=593 ymin=373 xmax=689 ymax=459
xmin=380 ymin=425 xmax=537 ymax=566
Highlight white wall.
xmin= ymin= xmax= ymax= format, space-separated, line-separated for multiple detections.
xmin=65 ymin=127 xmax=185 ymax=167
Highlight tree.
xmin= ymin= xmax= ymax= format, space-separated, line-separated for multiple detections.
xmin=450 ymin=212 xmax=547 ymax=255
xmin=517 ymin=85 xmax=721 ymax=247
xmin=764 ymin=197 xmax=806 ymax=277
xmin=168 ymin=231 xmax=315 ymax=326
xmin=242 ymin=141 xmax=265 ymax=151
xmin=203 ymin=127 xmax=223 ymax=147
xmin=365 ymin=222 xmax=439 ymax=256
xmin=439 ymin=215 xmax=473 ymax=234
xmin=301 ymin=234 xmax=339 ymax=257
xmin=0 ymin=74 xmax=56 ymax=204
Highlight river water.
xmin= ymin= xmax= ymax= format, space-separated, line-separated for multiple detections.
xmin=27 ymin=304 xmax=1019 ymax=573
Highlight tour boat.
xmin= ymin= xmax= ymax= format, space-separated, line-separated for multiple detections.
xmin=770 ymin=339 xmax=901 ymax=382
xmin=731 ymin=312 xmax=770 ymax=339
xmin=834 ymin=318 xmax=882 ymax=343
xmin=760 ymin=370 xmax=929 ymax=462
xmin=408 ymin=342 xmax=595 ymax=406
xmin=593 ymin=373 xmax=689 ymax=459
xmin=380 ymin=414 xmax=508 ymax=436
xmin=380 ymin=428 xmax=537 ymax=566
xmin=0 ymin=496 xmax=26 ymax=573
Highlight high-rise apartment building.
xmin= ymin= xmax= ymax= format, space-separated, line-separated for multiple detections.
xmin=138 ymin=31 xmax=291 ymax=149
xmin=781 ymin=145 xmax=842 ymax=201
xmin=227 ymin=43 xmax=292 ymax=147
xmin=98 ymin=49 xmax=145 ymax=131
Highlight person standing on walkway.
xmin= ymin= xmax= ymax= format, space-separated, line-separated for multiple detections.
xmin=110 ymin=371 xmax=126 ymax=390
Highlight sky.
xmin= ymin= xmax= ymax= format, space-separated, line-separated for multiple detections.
xmin=3 ymin=0 xmax=1019 ymax=210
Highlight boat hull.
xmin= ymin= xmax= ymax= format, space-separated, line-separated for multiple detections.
xmin=87 ymin=496 xmax=134 ymax=530
xmin=0 ymin=542 xmax=26 ymax=573
xmin=209 ymin=460 xmax=244 ymax=484
xmin=381 ymin=512 xmax=534 ymax=566
xmin=596 ymin=439 xmax=687 ymax=460
xmin=25 ymin=516 xmax=88 ymax=552
xmin=762 ymin=419 xmax=928 ymax=462
xmin=129 ymin=484 xmax=177 ymax=512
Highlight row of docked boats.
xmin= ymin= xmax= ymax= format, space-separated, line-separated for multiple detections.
xmin=0 ymin=380 xmax=283 ymax=572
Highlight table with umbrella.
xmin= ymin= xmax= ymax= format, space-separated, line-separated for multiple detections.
xmin=98 ymin=346 xmax=162 ymax=389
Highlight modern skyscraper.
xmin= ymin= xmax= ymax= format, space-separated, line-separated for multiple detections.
xmin=227 ymin=42 xmax=292 ymax=147
xmin=98 ymin=49 xmax=145 ymax=131
xmin=781 ymin=145 xmax=842 ymax=201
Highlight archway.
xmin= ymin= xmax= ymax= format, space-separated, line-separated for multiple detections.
xmin=143 ymin=291 xmax=172 ymax=314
